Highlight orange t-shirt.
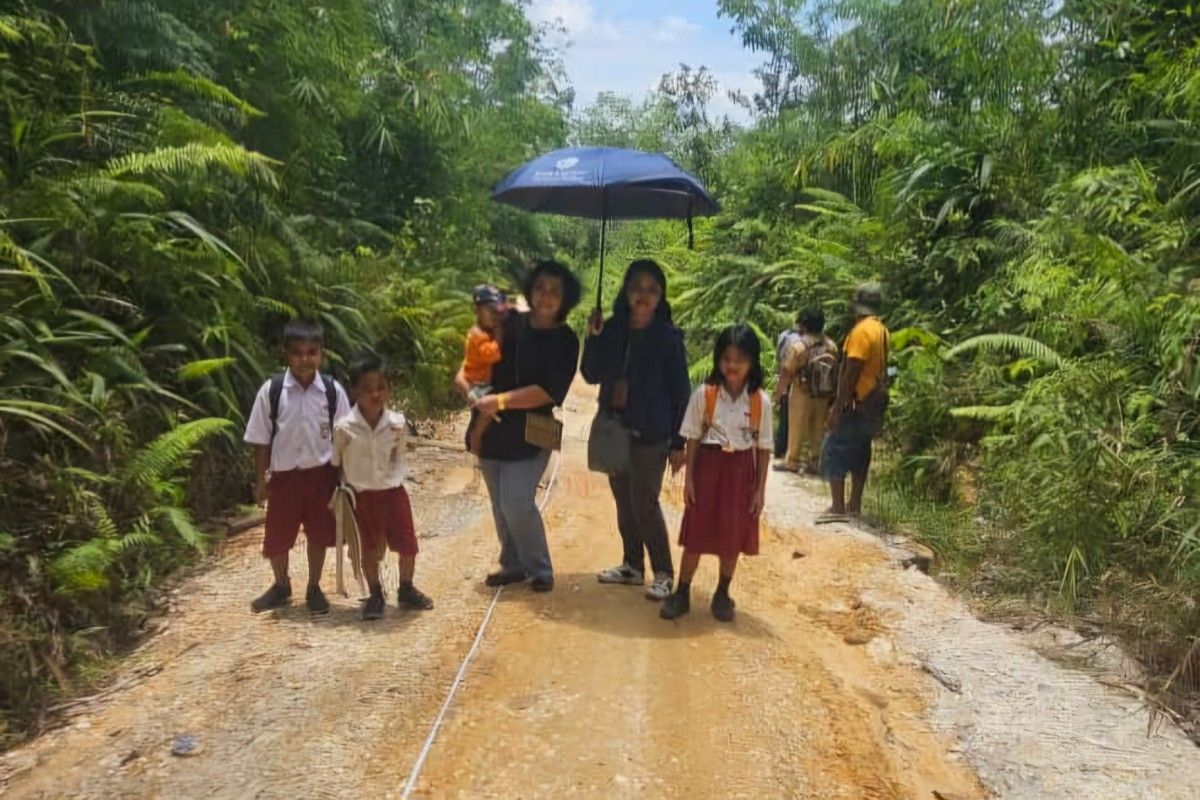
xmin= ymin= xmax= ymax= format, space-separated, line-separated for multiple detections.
xmin=843 ymin=316 xmax=888 ymax=400
xmin=462 ymin=327 xmax=502 ymax=385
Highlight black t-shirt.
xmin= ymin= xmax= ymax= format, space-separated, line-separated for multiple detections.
xmin=477 ymin=313 xmax=580 ymax=462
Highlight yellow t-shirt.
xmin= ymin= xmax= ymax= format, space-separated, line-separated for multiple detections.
xmin=843 ymin=317 xmax=888 ymax=401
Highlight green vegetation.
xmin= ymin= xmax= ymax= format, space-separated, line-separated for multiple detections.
xmin=0 ymin=0 xmax=567 ymax=744
xmin=681 ymin=0 xmax=1199 ymax=703
xmin=4 ymin=0 xmax=1199 ymax=745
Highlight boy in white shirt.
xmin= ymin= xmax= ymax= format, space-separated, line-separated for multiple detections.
xmin=332 ymin=354 xmax=432 ymax=620
xmin=244 ymin=321 xmax=351 ymax=614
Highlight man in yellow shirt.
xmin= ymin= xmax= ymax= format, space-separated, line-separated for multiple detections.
xmin=819 ymin=283 xmax=889 ymax=522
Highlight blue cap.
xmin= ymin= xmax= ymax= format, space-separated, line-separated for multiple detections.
xmin=472 ymin=284 xmax=506 ymax=308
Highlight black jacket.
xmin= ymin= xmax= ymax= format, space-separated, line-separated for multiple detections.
xmin=581 ymin=318 xmax=691 ymax=450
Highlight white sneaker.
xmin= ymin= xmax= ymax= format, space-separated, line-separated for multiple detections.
xmin=645 ymin=573 xmax=673 ymax=601
xmin=598 ymin=564 xmax=644 ymax=585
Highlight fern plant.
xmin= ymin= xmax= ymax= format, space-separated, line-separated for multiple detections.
xmin=945 ymin=333 xmax=1064 ymax=368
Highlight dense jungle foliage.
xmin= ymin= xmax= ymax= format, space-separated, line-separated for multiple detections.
xmin=3 ymin=0 xmax=1198 ymax=743
xmin=711 ymin=0 xmax=1200 ymax=697
xmin=0 ymin=0 xmax=569 ymax=743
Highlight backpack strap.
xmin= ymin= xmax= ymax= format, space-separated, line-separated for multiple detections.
xmin=323 ymin=373 xmax=338 ymax=432
xmin=267 ymin=373 xmax=285 ymax=444
xmin=703 ymin=384 xmax=718 ymax=430
xmin=268 ymin=372 xmax=338 ymax=444
xmin=702 ymin=384 xmax=763 ymax=440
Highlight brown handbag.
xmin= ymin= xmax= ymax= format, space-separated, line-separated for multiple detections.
xmin=525 ymin=409 xmax=563 ymax=451
xmin=514 ymin=314 xmax=564 ymax=451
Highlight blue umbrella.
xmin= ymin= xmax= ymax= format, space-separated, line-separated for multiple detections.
xmin=492 ymin=146 xmax=720 ymax=308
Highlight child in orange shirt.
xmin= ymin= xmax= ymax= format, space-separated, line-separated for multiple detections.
xmin=463 ymin=285 xmax=507 ymax=454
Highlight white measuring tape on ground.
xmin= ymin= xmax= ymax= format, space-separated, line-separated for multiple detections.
xmin=400 ymin=449 xmax=563 ymax=799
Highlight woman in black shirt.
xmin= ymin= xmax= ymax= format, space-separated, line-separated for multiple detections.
xmin=465 ymin=261 xmax=581 ymax=592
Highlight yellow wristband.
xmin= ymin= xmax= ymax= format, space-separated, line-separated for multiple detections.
xmin=497 ymin=393 xmax=507 ymax=411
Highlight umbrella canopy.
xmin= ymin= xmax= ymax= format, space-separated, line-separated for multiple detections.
xmin=492 ymin=146 xmax=720 ymax=220
xmin=491 ymin=147 xmax=720 ymax=308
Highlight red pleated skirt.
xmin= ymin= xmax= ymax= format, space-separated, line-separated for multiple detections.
xmin=678 ymin=446 xmax=760 ymax=559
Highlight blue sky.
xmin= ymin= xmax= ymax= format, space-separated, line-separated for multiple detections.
xmin=526 ymin=0 xmax=763 ymax=121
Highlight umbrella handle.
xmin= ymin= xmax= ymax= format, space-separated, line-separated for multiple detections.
xmin=596 ymin=207 xmax=607 ymax=311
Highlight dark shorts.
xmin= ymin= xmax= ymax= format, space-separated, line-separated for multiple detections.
xmin=821 ymin=409 xmax=878 ymax=481
xmin=263 ymin=464 xmax=337 ymax=557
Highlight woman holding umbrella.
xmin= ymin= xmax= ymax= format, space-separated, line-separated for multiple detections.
xmin=582 ymin=259 xmax=691 ymax=601
xmin=465 ymin=260 xmax=582 ymax=592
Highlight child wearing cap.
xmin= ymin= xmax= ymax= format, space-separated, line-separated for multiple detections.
xmin=460 ymin=284 xmax=508 ymax=454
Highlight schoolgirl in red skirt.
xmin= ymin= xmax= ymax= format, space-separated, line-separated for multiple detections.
xmin=661 ymin=324 xmax=773 ymax=623
xmin=332 ymin=355 xmax=433 ymax=620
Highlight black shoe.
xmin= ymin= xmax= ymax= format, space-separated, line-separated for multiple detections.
xmin=251 ymin=582 xmax=291 ymax=613
xmin=530 ymin=575 xmax=555 ymax=593
xmin=711 ymin=591 xmax=735 ymax=623
xmin=485 ymin=569 xmax=528 ymax=587
xmin=398 ymin=584 xmax=434 ymax=610
xmin=306 ymin=585 xmax=330 ymax=615
xmin=362 ymin=591 xmax=385 ymax=621
xmin=660 ymin=590 xmax=690 ymax=620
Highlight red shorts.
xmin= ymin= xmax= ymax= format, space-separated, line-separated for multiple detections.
xmin=263 ymin=464 xmax=337 ymax=557
xmin=353 ymin=486 xmax=418 ymax=558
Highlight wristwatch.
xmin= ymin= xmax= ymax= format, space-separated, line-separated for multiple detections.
xmin=497 ymin=393 xmax=508 ymax=411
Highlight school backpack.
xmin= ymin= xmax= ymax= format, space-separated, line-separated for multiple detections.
xmin=804 ymin=338 xmax=839 ymax=399
xmin=702 ymin=384 xmax=763 ymax=442
xmin=267 ymin=372 xmax=339 ymax=443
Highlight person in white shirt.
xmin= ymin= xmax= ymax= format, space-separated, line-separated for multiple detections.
xmin=244 ymin=321 xmax=351 ymax=615
xmin=661 ymin=324 xmax=773 ymax=624
xmin=332 ymin=355 xmax=432 ymax=620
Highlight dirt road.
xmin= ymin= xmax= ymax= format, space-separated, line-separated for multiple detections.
xmin=1 ymin=384 xmax=1197 ymax=799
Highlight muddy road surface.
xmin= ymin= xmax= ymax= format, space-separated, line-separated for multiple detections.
xmin=2 ymin=384 xmax=1196 ymax=799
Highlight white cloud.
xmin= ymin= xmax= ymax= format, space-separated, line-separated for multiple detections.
xmin=655 ymin=14 xmax=702 ymax=44
xmin=708 ymin=70 xmax=759 ymax=120
xmin=528 ymin=0 xmax=595 ymax=35
xmin=528 ymin=0 xmax=760 ymax=123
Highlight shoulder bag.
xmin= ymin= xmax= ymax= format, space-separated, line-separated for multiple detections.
xmin=587 ymin=331 xmax=632 ymax=474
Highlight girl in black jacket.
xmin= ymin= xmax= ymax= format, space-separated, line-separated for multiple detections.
xmin=581 ymin=259 xmax=691 ymax=601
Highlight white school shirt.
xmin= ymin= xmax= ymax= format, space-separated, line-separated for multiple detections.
xmin=330 ymin=406 xmax=408 ymax=492
xmin=243 ymin=370 xmax=351 ymax=473
xmin=678 ymin=384 xmax=774 ymax=452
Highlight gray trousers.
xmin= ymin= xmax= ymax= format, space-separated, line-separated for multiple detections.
xmin=608 ymin=438 xmax=674 ymax=577
xmin=479 ymin=451 xmax=553 ymax=580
